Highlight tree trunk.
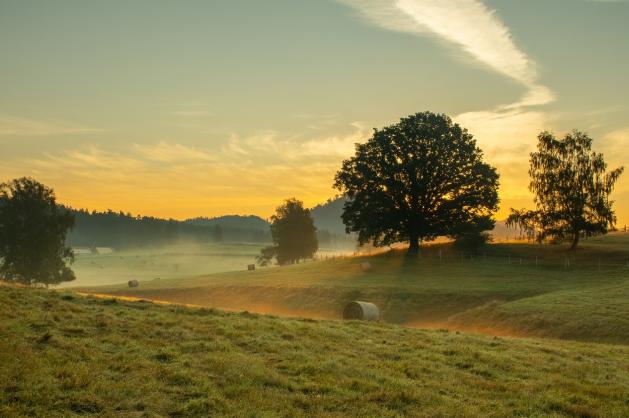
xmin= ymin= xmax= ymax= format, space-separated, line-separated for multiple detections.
xmin=407 ymin=234 xmax=420 ymax=255
xmin=569 ymin=231 xmax=580 ymax=250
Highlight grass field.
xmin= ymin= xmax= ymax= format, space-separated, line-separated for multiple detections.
xmin=77 ymin=233 xmax=629 ymax=344
xmin=2 ymin=284 xmax=628 ymax=417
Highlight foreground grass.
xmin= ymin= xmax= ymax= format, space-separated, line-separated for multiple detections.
xmin=78 ymin=234 xmax=629 ymax=344
xmin=1 ymin=285 xmax=628 ymax=417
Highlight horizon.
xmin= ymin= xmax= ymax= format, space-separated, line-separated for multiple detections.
xmin=2 ymin=0 xmax=628 ymax=223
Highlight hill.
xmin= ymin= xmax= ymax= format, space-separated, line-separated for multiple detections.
xmin=310 ymin=197 xmax=348 ymax=235
xmin=2 ymin=284 xmax=628 ymax=417
xmin=68 ymin=209 xmax=219 ymax=249
xmin=77 ymin=233 xmax=629 ymax=345
xmin=67 ymin=210 xmax=271 ymax=249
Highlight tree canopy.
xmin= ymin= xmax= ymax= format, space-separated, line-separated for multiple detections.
xmin=257 ymin=198 xmax=318 ymax=265
xmin=507 ymin=130 xmax=623 ymax=249
xmin=334 ymin=111 xmax=499 ymax=254
xmin=0 ymin=178 xmax=75 ymax=285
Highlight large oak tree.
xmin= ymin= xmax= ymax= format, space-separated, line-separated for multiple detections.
xmin=334 ymin=111 xmax=499 ymax=254
xmin=0 ymin=178 xmax=75 ymax=285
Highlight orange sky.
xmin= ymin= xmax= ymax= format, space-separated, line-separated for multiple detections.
xmin=1 ymin=1 xmax=628 ymax=225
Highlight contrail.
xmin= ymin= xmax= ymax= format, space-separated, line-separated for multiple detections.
xmin=338 ymin=0 xmax=554 ymax=108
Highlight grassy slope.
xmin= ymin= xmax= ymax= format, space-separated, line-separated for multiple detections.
xmin=78 ymin=234 xmax=629 ymax=344
xmin=1 ymin=285 xmax=628 ymax=417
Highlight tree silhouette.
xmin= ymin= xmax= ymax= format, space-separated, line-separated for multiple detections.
xmin=0 ymin=178 xmax=75 ymax=285
xmin=334 ymin=111 xmax=499 ymax=254
xmin=257 ymin=198 xmax=318 ymax=265
xmin=507 ymin=130 xmax=623 ymax=249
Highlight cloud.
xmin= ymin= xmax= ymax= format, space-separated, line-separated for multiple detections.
xmin=221 ymin=122 xmax=369 ymax=162
xmin=1 ymin=123 xmax=370 ymax=218
xmin=600 ymin=128 xmax=629 ymax=172
xmin=455 ymin=108 xmax=547 ymax=157
xmin=339 ymin=0 xmax=552 ymax=104
xmin=0 ymin=113 xmax=101 ymax=137
xmin=133 ymin=142 xmax=216 ymax=163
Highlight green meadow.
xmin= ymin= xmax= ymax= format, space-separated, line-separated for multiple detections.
xmin=1 ymin=285 xmax=628 ymax=417
xmin=78 ymin=233 xmax=629 ymax=344
xmin=2 ymin=233 xmax=628 ymax=416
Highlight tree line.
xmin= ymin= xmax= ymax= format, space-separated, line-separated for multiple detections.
xmin=68 ymin=209 xmax=226 ymax=248
xmin=259 ymin=112 xmax=622 ymax=266
xmin=0 ymin=111 xmax=623 ymax=284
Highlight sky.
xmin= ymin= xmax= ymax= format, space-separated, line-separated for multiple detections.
xmin=1 ymin=0 xmax=628 ymax=224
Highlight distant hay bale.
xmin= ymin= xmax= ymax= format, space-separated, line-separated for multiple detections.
xmin=360 ymin=261 xmax=372 ymax=272
xmin=128 ymin=280 xmax=139 ymax=288
xmin=247 ymin=264 xmax=256 ymax=271
xmin=343 ymin=301 xmax=380 ymax=321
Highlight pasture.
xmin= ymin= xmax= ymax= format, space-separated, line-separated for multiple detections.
xmin=76 ymin=233 xmax=629 ymax=344
xmin=1 ymin=285 xmax=628 ymax=417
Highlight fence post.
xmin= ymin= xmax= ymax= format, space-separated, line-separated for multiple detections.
xmin=439 ymin=249 xmax=442 ymax=262
xmin=508 ymin=254 xmax=511 ymax=264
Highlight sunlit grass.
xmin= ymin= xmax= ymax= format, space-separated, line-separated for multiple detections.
xmin=1 ymin=285 xmax=628 ymax=417
xmin=76 ymin=234 xmax=629 ymax=344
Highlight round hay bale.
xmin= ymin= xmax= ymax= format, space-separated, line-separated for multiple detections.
xmin=128 ymin=279 xmax=139 ymax=288
xmin=359 ymin=261 xmax=372 ymax=272
xmin=343 ymin=301 xmax=380 ymax=321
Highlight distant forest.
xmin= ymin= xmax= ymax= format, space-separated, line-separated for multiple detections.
xmin=66 ymin=209 xmax=271 ymax=249
xmin=66 ymin=203 xmax=355 ymax=250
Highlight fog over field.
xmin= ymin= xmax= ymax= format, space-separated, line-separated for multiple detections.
xmin=62 ymin=241 xmax=358 ymax=289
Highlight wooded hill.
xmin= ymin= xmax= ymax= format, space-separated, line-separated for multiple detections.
xmin=66 ymin=209 xmax=271 ymax=249
xmin=65 ymin=201 xmax=356 ymax=250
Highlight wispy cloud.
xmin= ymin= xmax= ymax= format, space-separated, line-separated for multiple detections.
xmin=133 ymin=141 xmax=216 ymax=163
xmin=220 ymin=122 xmax=369 ymax=162
xmin=0 ymin=113 xmax=101 ymax=137
xmin=339 ymin=0 xmax=554 ymax=107
xmin=2 ymin=123 xmax=369 ymax=217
